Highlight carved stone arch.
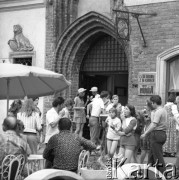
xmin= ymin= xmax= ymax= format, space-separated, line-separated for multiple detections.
xmin=156 ymin=45 xmax=179 ymax=103
xmin=55 ymin=11 xmax=128 ymax=97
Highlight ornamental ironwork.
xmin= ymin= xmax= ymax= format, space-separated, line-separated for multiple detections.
xmin=113 ymin=2 xmax=157 ymax=47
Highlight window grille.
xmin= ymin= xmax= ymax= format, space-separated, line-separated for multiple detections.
xmin=81 ymin=35 xmax=128 ymax=72
xmin=14 ymin=58 xmax=32 ymax=66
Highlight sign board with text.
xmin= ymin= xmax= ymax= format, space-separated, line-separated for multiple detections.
xmin=138 ymin=72 xmax=156 ymax=95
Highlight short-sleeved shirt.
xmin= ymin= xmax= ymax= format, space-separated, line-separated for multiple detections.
xmin=106 ymin=117 xmax=121 ymax=140
xmin=45 ymin=107 xmax=59 ymax=143
xmin=91 ymin=97 xmax=104 ymax=117
xmin=152 ymin=106 xmax=167 ymax=131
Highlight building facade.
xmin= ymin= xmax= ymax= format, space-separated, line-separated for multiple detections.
xmin=0 ymin=0 xmax=46 ymax=132
xmin=45 ymin=0 xmax=179 ymax=112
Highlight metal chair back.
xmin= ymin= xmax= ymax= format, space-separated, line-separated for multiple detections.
xmin=1 ymin=155 xmax=22 ymax=180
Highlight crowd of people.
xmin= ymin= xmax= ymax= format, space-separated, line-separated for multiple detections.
xmin=0 ymin=86 xmax=179 ymax=176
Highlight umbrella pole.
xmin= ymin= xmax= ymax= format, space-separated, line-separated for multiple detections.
xmin=7 ymin=78 xmax=10 ymax=116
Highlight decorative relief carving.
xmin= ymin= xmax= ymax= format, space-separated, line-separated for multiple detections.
xmin=8 ymin=24 xmax=34 ymax=52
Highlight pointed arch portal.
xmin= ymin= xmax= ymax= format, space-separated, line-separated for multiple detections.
xmin=55 ymin=11 xmax=128 ymax=104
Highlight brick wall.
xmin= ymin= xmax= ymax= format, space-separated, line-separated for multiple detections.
xmin=45 ymin=0 xmax=179 ymax=113
xmin=127 ymin=1 xmax=179 ymax=110
xmin=44 ymin=0 xmax=79 ymax=115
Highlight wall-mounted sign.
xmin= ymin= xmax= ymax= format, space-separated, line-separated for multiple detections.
xmin=138 ymin=72 xmax=156 ymax=95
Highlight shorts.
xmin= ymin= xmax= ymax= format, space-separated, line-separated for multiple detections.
xmin=73 ymin=116 xmax=86 ymax=124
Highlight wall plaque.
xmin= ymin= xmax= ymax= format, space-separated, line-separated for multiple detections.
xmin=138 ymin=72 xmax=156 ymax=95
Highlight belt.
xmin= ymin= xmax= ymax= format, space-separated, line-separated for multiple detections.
xmin=90 ymin=116 xmax=99 ymax=118
xmin=153 ymin=130 xmax=166 ymax=132
xmin=23 ymin=132 xmax=37 ymax=134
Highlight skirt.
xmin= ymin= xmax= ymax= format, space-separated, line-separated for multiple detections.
xmin=120 ymin=134 xmax=137 ymax=147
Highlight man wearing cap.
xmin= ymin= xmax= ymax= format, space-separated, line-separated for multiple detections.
xmin=73 ymin=88 xmax=87 ymax=137
xmin=90 ymin=87 xmax=100 ymax=99
xmin=87 ymin=87 xmax=104 ymax=146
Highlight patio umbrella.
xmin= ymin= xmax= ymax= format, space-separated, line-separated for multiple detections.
xmin=0 ymin=63 xmax=71 ymax=113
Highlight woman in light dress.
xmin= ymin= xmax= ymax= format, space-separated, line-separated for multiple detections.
xmin=73 ymin=88 xmax=88 ymax=137
xmin=163 ymin=93 xmax=179 ymax=156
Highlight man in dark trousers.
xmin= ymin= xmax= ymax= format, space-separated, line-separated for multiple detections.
xmin=141 ymin=95 xmax=167 ymax=174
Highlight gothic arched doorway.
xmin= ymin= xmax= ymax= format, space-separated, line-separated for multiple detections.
xmin=55 ymin=12 xmax=129 ymax=139
xmin=79 ymin=34 xmax=128 ymax=105
xmin=55 ymin=12 xmax=129 ymax=99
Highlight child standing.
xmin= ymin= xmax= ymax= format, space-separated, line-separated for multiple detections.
xmin=106 ymin=95 xmax=124 ymax=119
xmin=106 ymin=107 xmax=123 ymax=158
xmin=60 ymin=98 xmax=74 ymax=120
xmin=139 ymin=109 xmax=151 ymax=163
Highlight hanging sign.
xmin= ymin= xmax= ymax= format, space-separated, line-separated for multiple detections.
xmin=138 ymin=72 xmax=156 ymax=95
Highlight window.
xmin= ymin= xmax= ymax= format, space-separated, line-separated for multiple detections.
xmin=14 ymin=57 xmax=32 ymax=66
xmin=9 ymin=51 xmax=35 ymax=66
xmin=168 ymin=58 xmax=179 ymax=92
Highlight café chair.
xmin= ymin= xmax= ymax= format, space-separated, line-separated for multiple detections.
xmin=1 ymin=154 xmax=23 ymax=180
xmin=27 ymin=155 xmax=45 ymax=175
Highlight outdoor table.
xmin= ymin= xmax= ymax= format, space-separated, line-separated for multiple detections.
xmin=27 ymin=155 xmax=45 ymax=175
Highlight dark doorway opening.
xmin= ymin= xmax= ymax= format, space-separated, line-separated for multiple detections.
xmin=80 ymin=74 xmax=108 ymax=95
xmin=78 ymin=34 xmax=128 ymax=139
xmin=79 ymin=73 xmax=128 ymax=105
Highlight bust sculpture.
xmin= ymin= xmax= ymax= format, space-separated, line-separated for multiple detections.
xmin=8 ymin=24 xmax=34 ymax=51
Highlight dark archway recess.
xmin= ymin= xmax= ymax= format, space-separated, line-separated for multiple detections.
xmin=55 ymin=11 xmax=129 ymax=139
xmin=79 ymin=34 xmax=128 ymax=105
xmin=55 ymin=11 xmax=128 ymax=98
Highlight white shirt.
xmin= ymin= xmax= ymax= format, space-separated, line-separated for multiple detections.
xmin=106 ymin=116 xmax=121 ymax=140
xmin=91 ymin=96 xmax=104 ymax=117
xmin=45 ymin=107 xmax=59 ymax=143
